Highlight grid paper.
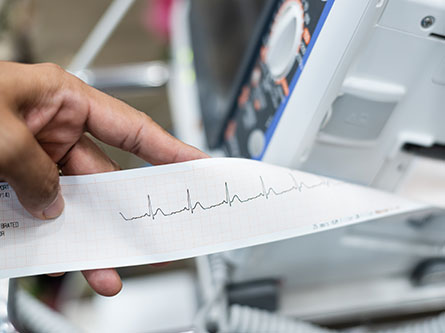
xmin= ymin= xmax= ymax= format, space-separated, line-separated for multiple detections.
xmin=0 ymin=158 xmax=426 ymax=278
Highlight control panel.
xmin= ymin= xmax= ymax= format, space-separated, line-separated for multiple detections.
xmin=224 ymin=0 xmax=335 ymax=159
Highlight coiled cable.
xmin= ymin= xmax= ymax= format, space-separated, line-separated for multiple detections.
xmin=228 ymin=304 xmax=336 ymax=333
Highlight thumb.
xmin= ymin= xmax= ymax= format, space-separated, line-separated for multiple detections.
xmin=0 ymin=112 xmax=64 ymax=219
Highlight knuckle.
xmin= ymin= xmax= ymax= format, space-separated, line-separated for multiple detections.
xmin=36 ymin=62 xmax=63 ymax=73
xmin=34 ymin=62 xmax=66 ymax=83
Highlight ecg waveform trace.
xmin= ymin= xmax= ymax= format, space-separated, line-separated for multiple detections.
xmin=119 ymin=173 xmax=331 ymax=221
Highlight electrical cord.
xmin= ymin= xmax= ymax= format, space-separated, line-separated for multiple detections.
xmin=196 ymin=253 xmax=445 ymax=333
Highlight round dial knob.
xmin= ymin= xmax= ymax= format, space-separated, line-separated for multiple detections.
xmin=266 ymin=1 xmax=304 ymax=80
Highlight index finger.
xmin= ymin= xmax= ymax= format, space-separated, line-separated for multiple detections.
xmin=84 ymin=83 xmax=208 ymax=165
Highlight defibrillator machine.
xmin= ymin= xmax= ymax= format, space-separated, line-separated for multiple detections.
xmin=170 ymin=0 xmax=445 ymax=326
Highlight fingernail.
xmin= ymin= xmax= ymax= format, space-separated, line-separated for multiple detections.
xmin=43 ymin=189 xmax=65 ymax=219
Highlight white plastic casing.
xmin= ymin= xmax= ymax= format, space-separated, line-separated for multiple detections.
xmin=263 ymin=0 xmax=445 ymax=191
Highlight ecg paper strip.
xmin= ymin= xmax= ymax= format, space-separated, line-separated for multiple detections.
xmin=0 ymin=158 xmax=427 ymax=278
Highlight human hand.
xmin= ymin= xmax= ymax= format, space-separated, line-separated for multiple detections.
xmin=0 ymin=62 xmax=207 ymax=296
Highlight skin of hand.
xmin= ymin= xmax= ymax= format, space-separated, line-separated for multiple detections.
xmin=0 ymin=61 xmax=208 ymax=296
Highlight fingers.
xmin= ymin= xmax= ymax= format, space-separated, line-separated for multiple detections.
xmin=0 ymin=62 xmax=207 ymax=167
xmin=84 ymin=87 xmax=208 ymax=165
xmin=48 ymin=266 xmax=122 ymax=298
xmin=58 ymin=135 xmax=119 ymax=176
xmin=82 ymin=269 xmax=122 ymax=297
xmin=48 ymin=272 xmax=65 ymax=277
xmin=0 ymin=109 xmax=64 ymax=219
